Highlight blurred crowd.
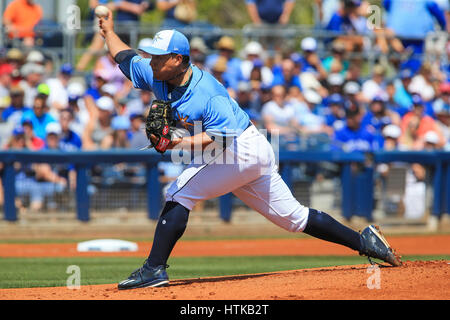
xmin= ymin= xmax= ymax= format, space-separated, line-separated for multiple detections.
xmin=0 ymin=0 xmax=449 ymax=213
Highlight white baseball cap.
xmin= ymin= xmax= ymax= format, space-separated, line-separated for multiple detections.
xmin=46 ymin=122 xmax=62 ymax=136
xmin=327 ymin=73 xmax=344 ymax=86
xmin=382 ymin=124 xmax=401 ymax=139
xmin=424 ymin=131 xmax=439 ymax=144
xmin=190 ymin=37 xmax=208 ymax=53
xmin=303 ymin=89 xmax=322 ymax=104
xmin=244 ymin=41 xmax=263 ymax=56
xmin=301 ymin=37 xmax=318 ymax=52
xmin=97 ymin=96 xmax=115 ymax=112
xmin=26 ymin=50 xmax=45 ymax=63
xmin=101 ymin=83 xmax=116 ymax=96
xmin=343 ymin=81 xmax=361 ymax=95
xmin=67 ymin=82 xmax=86 ymax=98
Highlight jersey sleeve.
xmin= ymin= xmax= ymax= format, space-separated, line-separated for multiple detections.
xmin=129 ymin=55 xmax=154 ymax=91
xmin=202 ymin=95 xmax=239 ymax=138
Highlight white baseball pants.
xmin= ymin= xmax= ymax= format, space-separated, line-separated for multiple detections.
xmin=166 ymin=125 xmax=309 ymax=232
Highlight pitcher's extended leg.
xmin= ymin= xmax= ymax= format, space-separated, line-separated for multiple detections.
xmin=118 ymin=201 xmax=189 ymax=290
xmin=233 ymin=172 xmax=401 ymax=266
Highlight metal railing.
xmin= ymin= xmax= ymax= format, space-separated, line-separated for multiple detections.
xmin=1 ymin=150 xmax=449 ymax=222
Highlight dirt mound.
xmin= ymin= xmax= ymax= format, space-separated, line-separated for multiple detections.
xmin=1 ymin=261 xmax=448 ymax=300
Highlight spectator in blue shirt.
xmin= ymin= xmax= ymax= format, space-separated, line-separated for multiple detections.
xmin=114 ymin=0 xmax=152 ymax=22
xmin=2 ymin=86 xmax=31 ymax=124
xmin=383 ymin=0 xmax=447 ymax=54
xmin=333 ymin=103 xmax=379 ymax=152
xmin=205 ymin=36 xmax=243 ymax=92
xmin=59 ymin=109 xmax=82 ymax=152
xmin=298 ymin=37 xmax=329 ymax=81
xmin=271 ymin=58 xmax=302 ymax=91
xmin=245 ymin=0 xmax=296 ymax=25
xmin=386 ymin=81 xmax=410 ymax=118
xmin=324 ymin=93 xmax=346 ymax=131
xmin=113 ymin=1 xmax=153 ymax=45
xmin=326 ymin=0 xmax=369 ymax=51
xmin=21 ymin=94 xmax=57 ymax=140
xmin=361 ymin=96 xmax=401 ymax=147
xmin=393 ymin=68 xmax=414 ymax=109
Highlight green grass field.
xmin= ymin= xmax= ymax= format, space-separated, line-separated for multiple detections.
xmin=1 ymin=255 xmax=448 ymax=289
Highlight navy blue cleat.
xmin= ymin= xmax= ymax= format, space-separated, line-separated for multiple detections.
xmin=360 ymin=225 xmax=402 ymax=267
xmin=118 ymin=261 xmax=169 ymax=290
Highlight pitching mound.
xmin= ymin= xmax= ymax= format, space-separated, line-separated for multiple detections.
xmin=1 ymin=260 xmax=448 ymax=300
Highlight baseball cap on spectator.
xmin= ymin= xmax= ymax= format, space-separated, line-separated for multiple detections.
xmin=138 ymin=30 xmax=190 ymax=56
xmin=37 ymin=83 xmax=50 ymax=96
xmin=67 ymin=82 xmax=85 ymax=101
xmin=46 ymin=122 xmax=62 ymax=136
xmin=382 ymin=124 xmax=401 ymax=139
xmin=331 ymin=41 xmax=346 ymax=54
xmin=101 ymin=83 xmax=116 ymax=96
xmin=237 ymin=81 xmax=251 ymax=93
xmin=399 ymin=68 xmax=413 ymax=80
xmin=373 ymin=64 xmax=386 ymax=76
xmin=190 ymin=37 xmax=208 ymax=54
xmin=301 ymin=37 xmax=317 ymax=52
xmin=130 ymin=113 xmax=144 ymax=121
xmin=60 ymin=63 xmax=73 ymax=76
xmin=6 ymin=48 xmax=24 ymax=61
xmin=96 ymin=96 xmax=115 ymax=112
xmin=21 ymin=112 xmax=33 ymax=125
xmin=10 ymin=85 xmax=24 ymax=96
xmin=0 ymin=64 xmax=14 ymax=76
xmin=424 ymin=131 xmax=439 ymax=145
xmin=244 ymin=41 xmax=263 ymax=56
xmin=260 ymin=82 xmax=272 ymax=92
xmin=439 ymin=82 xmax=450 ymax=94
xmin=372 ymin=95 xmax=387 ymax=103
xmin=343 ymin=81 xmax=360 ymax=95
xmin=290 ymin=52 xmax=302 ymax=65
xmin=252 ymin=58 xmax=264 ymax=68
xmin=411 ymin=93 xmax=424 ymax=106
xmin=328 ymin=93 xmax=344 ymax=106
xmin=327 ymin=73 xmax=344 ymax=86
xmin=21 ymin=63 xmax=45 ymax=77
xmin=216 ymin=36 xmax=235 ymax=51
xmin=212 ymin=56 xmax=227 ymax=73
xmin=26 ymin=50 xmax=45 ymax=64
xmin=12 ymin=125 xmax=25 ymax=136
xmin=112 ymin=115 xmax=131 ymax=131
xmin=304 ymin=89 xmax=322 ymax=104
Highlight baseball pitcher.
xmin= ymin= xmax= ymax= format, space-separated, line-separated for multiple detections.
xmin=97 ymin=11 xmax=401 ymax=290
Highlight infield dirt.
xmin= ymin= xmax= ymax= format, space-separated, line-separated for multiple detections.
xmin=0 ymin=235 xmax=449 ymax=300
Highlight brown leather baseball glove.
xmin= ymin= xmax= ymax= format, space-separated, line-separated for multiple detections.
xmin=145 ymin=100 xmax=176 ymax=153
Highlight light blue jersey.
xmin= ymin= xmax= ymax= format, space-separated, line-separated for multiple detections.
xmin=129 ymin=57 xmax=250 ymax=138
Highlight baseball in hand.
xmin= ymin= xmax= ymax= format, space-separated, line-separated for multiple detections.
xmin=95 ymin=5 xmax=110 ymax=18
